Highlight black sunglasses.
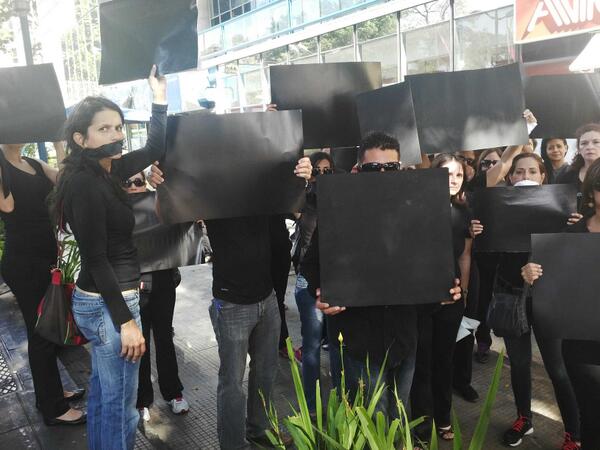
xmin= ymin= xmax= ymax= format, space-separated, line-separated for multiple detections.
xmin=359 ymin=162 xmax=401 ymax=173
xmin=456 ymin=155 xmax=475 ymax=166
xmin=122 ymin=178 xmax=145 ymax=188
xmin=480 ymin=159 xmax=499 ymax=169
xmin=312 ymin=167 xmax=334 ymax=176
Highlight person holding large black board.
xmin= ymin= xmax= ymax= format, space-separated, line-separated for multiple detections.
xmin=52 ymin=66 xmax=168 ymax=450
xmin=522 ymin=158 xmax=600 ymax=450
xmin=556 ymin=124 xmax=600 ymax=192
xmin=300 ymin=132 xmax=462 ymax=418
xmin=0 ymin=144 xmax=86 ymax=426
xmin=483 ymin=153 xmax=580 ymax=449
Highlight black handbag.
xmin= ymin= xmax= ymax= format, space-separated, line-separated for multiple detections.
xmin=487 ymin=279 xmax=530 ymax=338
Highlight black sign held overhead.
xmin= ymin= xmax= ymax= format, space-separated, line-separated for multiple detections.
xmin=406 ymin=63 xmax=528 ymax=154
xmin=318 ymin=169 xmax=455 ymax=307
xmin=270 ymin=62 xmax=382 ymax=148
xmin=531 ymin=233 xmax=600 ymax=341
xmin=473 ymin=184 xmax=577 ymax=253
xmin=99 ymin=0 xmax=198 ymax=85
xmin=356 ymin=81 xmax=422 ymax=166
xmin=157 ymin=110 xmax=305 ymax=223
xmin=330 ymin=147 xmax=357 ymax=173
xmin=525 ymin=73 xmax=600 ymax=138
xmin=130 ymin=191 xmax=201 ymax=273
xmin=0 ymin=64 xmax=66 ymax=144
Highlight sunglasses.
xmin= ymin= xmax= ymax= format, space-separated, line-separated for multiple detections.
xmin=456 ymin=155 xmax=475 ymax=166
xmin=480 ymin=159 xmax=499 ymax=169
xmin=312 ymin=167 xmax=334 ymax=176
xmin=122 ymin=178 xmax=145 ymax=188
xmin=359 ymin=162 xmax=401 ymax=173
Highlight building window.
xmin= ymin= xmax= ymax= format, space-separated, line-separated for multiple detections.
xmin=357 ymin=14 xmax=398 ymax=85
xmin=320 ymin=26 xmax=355 ymax=63
xmin=289 ymin=37 xmax=319 ymax=64
xmin=239 ymin=55 xmax=265 ymax=107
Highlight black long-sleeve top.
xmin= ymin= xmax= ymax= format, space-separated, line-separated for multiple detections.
xmin=64 ymin=103 xmax=167 ymax=327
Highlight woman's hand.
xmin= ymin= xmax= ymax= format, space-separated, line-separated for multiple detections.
xmin=521 ymin=262 xmax=543 ymax=285
xmin=441 ymin=279 xmax=462 ymax=305
xmin=120 ymin=319 xmax=146 ymax=362
xmin=266 ymin=103 xmax=278 ymax=112
xmin=469 ymin=219 xmax=483 ymax=238
xmin=567 ymin=213 xmax=583 ymax=225
xmin=146 ymin=162 xmax=164 ymax=188
xmin=295 ymin=157 xmax=312 ymax=181
xmin=523 ymin=108 xmax=537 ymax=124
xmin=315 ymin=288 xmax=346 ymax=316
xmin=148 ymin=65 xmax=167 ymax=105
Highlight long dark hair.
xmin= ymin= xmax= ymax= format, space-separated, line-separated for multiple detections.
xmin=431 ymin=153 xmax=467 ymax=205
xmin=51 ymin=96 xmax=126 ymax=227
xmin=540 ymin=137 xmax=568 ymax=175
xmin=568 ymin=123 xmax=600 ymax=175
xmin=580 ymin=158 xmax=600 ymax=217
xmin=506 ymin=153 xmax=547 ymax=185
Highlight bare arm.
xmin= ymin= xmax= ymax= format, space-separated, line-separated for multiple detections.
xmin=486 ymin=145 xmax=523 ymax=187
xmin=36 ymin=159 xmax=59 ymax=185
xmin=54 ymin=141 xmax=66 ymax=165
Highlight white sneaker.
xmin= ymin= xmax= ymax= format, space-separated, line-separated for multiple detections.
xmin=169 ymin=397 xmax=189 ymax=415
xmin=139 ymin=407 xmax=150 ymax=422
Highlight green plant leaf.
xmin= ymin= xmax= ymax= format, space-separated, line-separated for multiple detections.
xmin=452 ymin=409 xmax=463 ymax=450
xmin=355 ymin=407 xmax=385 ymax=450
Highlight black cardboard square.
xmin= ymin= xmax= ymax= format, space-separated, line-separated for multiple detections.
xmin=157 ymin=110 xmax=305 ymax=223
xmin=524 ymin=73 xmax=600 ymax=138
xmin=99 ymin=0 xmax=198 ymax=85
xmin=0 ymin=64 xmax=66 ymax=144
xmin=473 ymin=184 xmax=578 ymax=253
xmin=318 ymin=169 xmax=455 ymax=307
xmin=131 ymin=191 xmax=201 ymax=272
xmin=270 ymin=62 xmax=382 ymax=148
xmin=531 ymin=233 xmax=600 ymax=340
xmin=406 ymin=63 xmax=528 ymax=154
xmin=356 ymin=81 xmax=421 ymax=166
xmin=330 ymin=147 xmax=357 ymax=172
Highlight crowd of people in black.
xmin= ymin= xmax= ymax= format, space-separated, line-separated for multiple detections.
xmin=1 ymin=66 xmax=600 ymax=450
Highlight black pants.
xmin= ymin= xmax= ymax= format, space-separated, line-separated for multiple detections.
xmin=453 ymin=262 xmax=479 ymax=388
xmin=563 ymin=340 xmax=600 ymax=449
xmin=503 ymin=330 xmax=580 ymax=438
xmin=475 ymin=252 xmax=499 ymax=348
xmin=411 ymin=300 xmax=464 ymax=434
xmin=137 ymin=270 xmax=183 ymax=407
xmin=1 ymin=255 xmax=70 ymax=419
xmin=272 ymin=254 xmax=291 ymax=350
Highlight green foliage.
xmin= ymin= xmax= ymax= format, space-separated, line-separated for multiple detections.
xmin=58 ymin=239 xmax=81 ymax=284
xmin=265 ymin=337 xmax=504 ymax=450
xmin=0 ymin=0 xmax=15 ymax=54
xmin=357 ymin=15 xmax=396 ymax=42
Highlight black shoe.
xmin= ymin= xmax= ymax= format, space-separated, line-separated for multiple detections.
xmin=44 ymin=412 xmax=87 ymax=426
xmin=64 ymin=388 xmax=86 ymax=402
xmin=503 ymin=415 xmax=533 ymax=447
xmin=474 ymin=346 xmax=490 ymax=364
xmin=454 ymin=384 xmax=479 ymax=403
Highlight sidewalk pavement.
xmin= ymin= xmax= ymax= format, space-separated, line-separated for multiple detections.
xmin=0 ymin=265 xmax=567 ymax=449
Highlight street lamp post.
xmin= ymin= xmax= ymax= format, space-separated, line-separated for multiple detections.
xmin=13 ymin=0 xmax=48 ymax=161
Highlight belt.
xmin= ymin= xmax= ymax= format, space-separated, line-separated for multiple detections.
xmin=74 ymin=286 xmax=138 ymax=298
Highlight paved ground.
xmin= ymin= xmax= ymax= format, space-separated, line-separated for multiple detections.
xmin=0 ymin=264 xmax=569 ymax=449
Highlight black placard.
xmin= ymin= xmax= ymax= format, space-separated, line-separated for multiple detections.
xmin=131 ymin=191 xmax=201 ymax=272
xmin=157 ymin=110 xmax=305 ymax=223
xmin=406 ymin=63 xmax=528 ymax=154
xmin=318 ymin=169 xmax=454 ymax=307
xmin=99 ymin=0 xmax=198 ymax=84
xmin=330 ymin=147 xmax=357 ymax=173
xmin=270 ymin=62 xmax=382 ymax=148
xmin=473 ymin=184 xmax=577 ymax=253
xmin=356 ymin=81 xmax=421 ymax=166
xmin=0 ymin=64 xmax=66 ymax=144
xmin=531 ymin=233 xmax=600 ymax=340
xmin=525 ymin=73 xmax=600 ymax=138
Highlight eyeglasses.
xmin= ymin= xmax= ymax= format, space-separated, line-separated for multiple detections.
xmin=359 ymin=162 xmax=401 ymax=173
xmin=312 ymin=167 xmax=334 ymax=176
xmin=480 ymin=159 xmax=499 ymax=169
xmin=456 ymin=155 xmax=475 ymax=166
xmin=122 ymin=178 xmax=145 ymax=188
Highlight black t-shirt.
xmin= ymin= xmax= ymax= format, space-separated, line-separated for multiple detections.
xmin=555 ymin=167 xmax=582 ymax=192
xmin=205 ymin=216 xmax=273 ymax=305
xmin=451 ymin=203 xmax=471 ymax=277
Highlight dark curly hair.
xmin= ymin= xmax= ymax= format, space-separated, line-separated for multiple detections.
xmin=357 ymin=132 xmax=400 ymax=163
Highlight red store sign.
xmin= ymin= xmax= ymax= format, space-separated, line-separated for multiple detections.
xmin=515 ymin=0 xmax=600 ymax=44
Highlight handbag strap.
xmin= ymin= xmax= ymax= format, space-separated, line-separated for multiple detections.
xmin=55 ymin=206 xmax=64 ymax=269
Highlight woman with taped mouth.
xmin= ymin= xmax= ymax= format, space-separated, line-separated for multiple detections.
xmin=482 ymin=152 xmax=581 ymax=449
xmin=556 ymin=124 xmax=600 ymax=193
xmin=0 ymin=142 xmax=87 ymax=426
xmin=522 ymin=158 xmax=600 ymax=450
xmin=51 ymin=66 xmax=167 ymax=450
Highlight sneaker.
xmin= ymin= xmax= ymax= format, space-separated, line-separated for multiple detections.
xmin=454 ymin=384 xmax=479 ymax=403
xmin=474 ymin=343 xmax=490 ymax=364
xmin=503 ymin=416 xmax=533 ymax=447
xmin=138 ymin=407 xmax=150 ymax=422
xmin=561 ymin=432 xmax=581 ymax=450
xmin=168 ymin=396 xmax=189 ymax=415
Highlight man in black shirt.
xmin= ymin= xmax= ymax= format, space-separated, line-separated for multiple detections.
xmin=205 ymin=157 xmax=312 ymax=450
xmin=300 ymin=132 xmax=462 ymax=417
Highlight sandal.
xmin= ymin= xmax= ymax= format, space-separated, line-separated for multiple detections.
xmin=437 ymin=425 xmax=454 ymax=441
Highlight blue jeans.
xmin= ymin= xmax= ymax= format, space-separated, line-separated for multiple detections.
xmin=345 ymin=351 xmax=416 ymax=419
xmin=72 ymin=288 xmax=141 ymax=450
xmin=294 ymin=275 xmax=324 ymax=411
xmin=209 ymin=292 xmax=280 ymax=450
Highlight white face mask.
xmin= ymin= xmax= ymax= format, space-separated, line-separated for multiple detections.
xmin=513 ymin=180 xmax=540 ymax=187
